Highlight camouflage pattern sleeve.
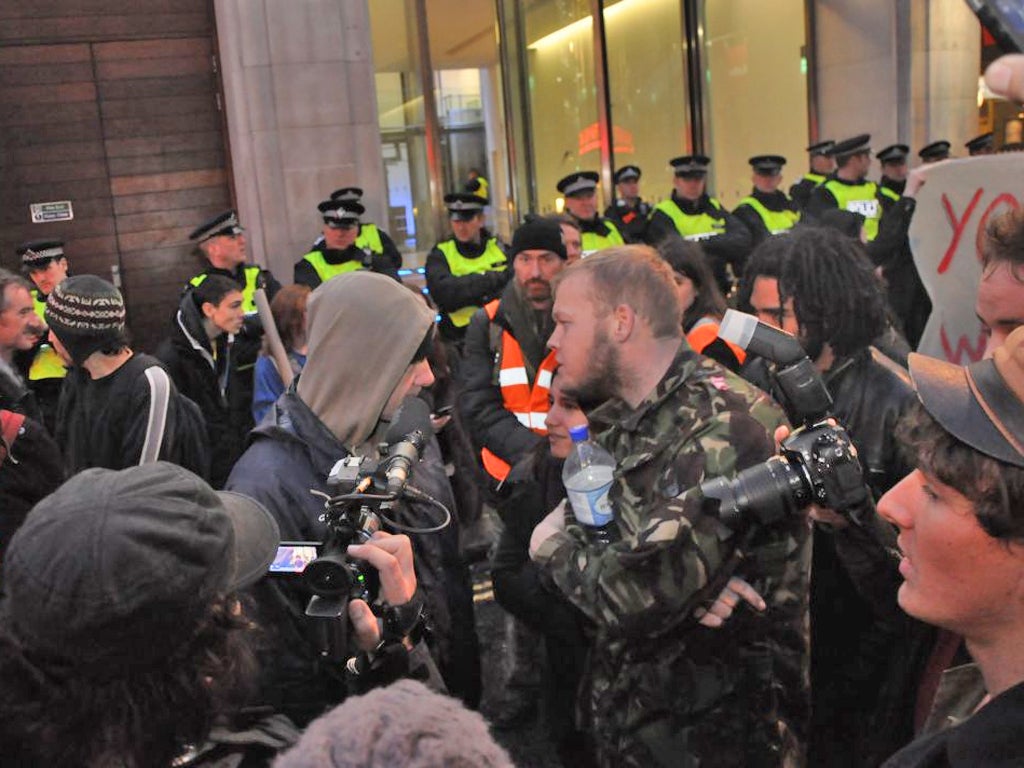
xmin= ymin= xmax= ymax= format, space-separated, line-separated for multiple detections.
xmin=534 ymin=364 xmax=788 ymax=640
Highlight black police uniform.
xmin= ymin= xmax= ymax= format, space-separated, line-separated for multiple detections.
xmin=603 ymin=165 xmax=651 ymax=243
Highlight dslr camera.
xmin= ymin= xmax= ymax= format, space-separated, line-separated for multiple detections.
xmin=699 ymin=310 xmax=869 ymax=530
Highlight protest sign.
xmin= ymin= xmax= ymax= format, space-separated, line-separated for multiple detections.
xmin=910 ymin=153 xmax=1024 ymax=362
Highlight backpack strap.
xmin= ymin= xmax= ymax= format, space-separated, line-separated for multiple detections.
xmin=140 ymin=365 xmax=171 ymax=464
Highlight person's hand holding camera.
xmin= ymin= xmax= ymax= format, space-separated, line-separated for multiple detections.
xmin=345 ymin=531 xmax=417 ymax=650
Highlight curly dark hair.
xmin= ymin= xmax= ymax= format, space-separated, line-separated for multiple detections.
xmin=896 ymin=400 xmax=1024 ymax=541
xmin=0 ymin=593 xmax=260 ymax=768
xmin=742 ymin=227 xmax=886 ymax=361
xmin=658 ymin=238 xmax=727 ymax=331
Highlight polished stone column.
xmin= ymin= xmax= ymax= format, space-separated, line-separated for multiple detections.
xmin=214 ymin=0 xmax=386 ymax=280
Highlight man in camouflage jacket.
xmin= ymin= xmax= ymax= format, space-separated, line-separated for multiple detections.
xmin=531 ymin=246 xmax=810 ymax=767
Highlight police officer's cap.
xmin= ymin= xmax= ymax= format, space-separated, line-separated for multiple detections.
xmin=965 ymin=132 xmax=994 ymax=154
xmin=828 ymin=135 xmax=871 ymax=159
xmin=556 ymin=171 xmax=600 ymax=197
xmin=669 ymin=155 xmax=711 ymax=176
xmin=190 ymin=210 xmax=244 ymax=243
xmin=319 ymin=199 xmax=364 ymax=227
xmin=876 ymin=144 xmax=910 ymax=164
xmin=749 ymin=155 xmax=787 ymax=176
xmin=444 ymin=193 xmax=485 ymax=221
xmin=807 ymin=140 xmax=835 ymax=156
xmin=909 ymin=325 xmax=1024 ymax=469
xmin=330 ymin=187 xmax=364 ymax=202
xmin=613 ymin=165 xmax=641 ymax=184
xmin=918 ymin=140 xmax=951 ymax=161
xmin=17 ymin=239 xmax=65 ymax=269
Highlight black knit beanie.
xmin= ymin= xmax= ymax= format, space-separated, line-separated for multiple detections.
xmin=511 ymin=217 xmax=567 ymax=260
xmin=45 ymin=275 xmax=127 ymax=366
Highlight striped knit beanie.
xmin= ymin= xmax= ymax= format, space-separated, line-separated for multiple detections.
xmin=45 ymin=275 xmax=126 ymax=366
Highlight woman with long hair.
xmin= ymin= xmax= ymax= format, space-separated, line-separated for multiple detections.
xmin=658 ymin=239 xmax=745 ymax=372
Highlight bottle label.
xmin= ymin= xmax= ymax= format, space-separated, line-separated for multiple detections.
xmin=567 ymin=482 xmax=614 ymax=527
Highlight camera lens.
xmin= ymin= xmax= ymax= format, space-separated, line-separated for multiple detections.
xmin=304 ymin=553 xmax=354 ymax=597
xmin=702 ymin=456 xmax=807 ymax=529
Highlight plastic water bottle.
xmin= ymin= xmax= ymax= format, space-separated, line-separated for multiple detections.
xmin=562 ymin=425 xmax=619 ymax=545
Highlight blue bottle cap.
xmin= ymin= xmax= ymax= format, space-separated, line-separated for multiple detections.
xmin=568 ymin=425 xmax=590 ymax=442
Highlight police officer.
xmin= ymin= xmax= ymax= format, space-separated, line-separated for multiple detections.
xmin=557 ymin=171 xmax=625 ymax=255
xmin=295 ymin=199 xmax=400 ymax=289
xmin=425 ymin=193 xmax=510 ymax=348
xmin=789 ymin=140 xmax=836 ymax=211
xmin=324 ymin=187 xmax=404 ymax=272
xmin=805 ymin=134 xmax=899 ymax=242
xmin=187 ymin=210 xmax=281 ymax=314
xmin=647 ymin=155 xmax=752 ymax=295
xmin=603 ymin=165 xmax=651 ymax=243
xmin=918 ymin=140 xmax=951 ymax=164
xmin=965 ymin=131 xmax=995 ymax=156
xmin=464 ymin=168 xmax=489 ymax=201
xmin=732 ymin=155 xmax=800 ymax=249
xmin=876 ymin=144 xmax=910 ymax=196
xmin=188 ymin=210 xmax=281 ymax=423
xmin=15 ymin=240 xmax=68 ymax=433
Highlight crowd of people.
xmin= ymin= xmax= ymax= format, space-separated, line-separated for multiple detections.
xmin=1 ymin=52 xmax=1024 ymax=768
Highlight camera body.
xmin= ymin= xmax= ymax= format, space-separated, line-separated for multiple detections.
xmin=303 ymin=455 xmax=391 ymax=602
xmin=702 ymin=419 xmax=866 ymax=530
xmin=700 ymin=311 xmax=869 ymax=530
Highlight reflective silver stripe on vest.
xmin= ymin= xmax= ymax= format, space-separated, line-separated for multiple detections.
xmin=140 ymin=366 xmax=171 ymax=464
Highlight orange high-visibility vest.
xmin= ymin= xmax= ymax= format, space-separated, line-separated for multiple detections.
xmin=686 ymin=317 xmax=747 ymax=365
xmin=480 ymin=299 xmax=559 ymax=482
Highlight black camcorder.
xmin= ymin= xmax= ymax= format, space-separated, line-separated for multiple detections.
xmin=699 ymin=310 xmax=869 ymax=530
xmin=271 ymin=397 xmax=450 ymax=666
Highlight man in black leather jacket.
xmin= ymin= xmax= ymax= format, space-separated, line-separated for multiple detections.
xmin=739 ymin=227 xmax=917 ymax=767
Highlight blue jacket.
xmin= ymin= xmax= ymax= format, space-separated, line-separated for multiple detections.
xmin=226 ymin=390 xmax=478 ymax=722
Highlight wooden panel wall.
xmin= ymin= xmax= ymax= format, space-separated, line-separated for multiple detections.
xmin=0 ymin=0 xmax=232 ymax=352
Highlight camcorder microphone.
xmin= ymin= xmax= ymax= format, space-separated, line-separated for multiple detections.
xmin=382 ymin=397 xmax=432 ymax=497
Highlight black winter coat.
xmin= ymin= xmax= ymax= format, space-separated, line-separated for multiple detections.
xmin=742 ymin=347 xmax=919 ymax=767
xmin=155 ymin=297 xmax=251 ymax=488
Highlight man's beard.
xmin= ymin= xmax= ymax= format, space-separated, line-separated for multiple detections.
xmin=563 ymin=328 xmax=622 ymax=411
xmin=524 ymin=278 xmax=551 ymax=305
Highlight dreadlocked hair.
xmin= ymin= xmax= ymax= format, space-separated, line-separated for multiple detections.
xmin=777 ymin=226 xmax=887 ymax=359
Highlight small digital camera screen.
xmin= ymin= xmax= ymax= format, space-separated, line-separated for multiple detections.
xmin=270 ymin=544 xmax=319 ymax=573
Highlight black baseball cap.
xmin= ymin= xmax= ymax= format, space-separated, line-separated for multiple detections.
xmin=2 ymin=462 xmax=279 ymax=678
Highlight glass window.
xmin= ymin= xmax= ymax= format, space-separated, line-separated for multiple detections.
xmin=702 ymin=0 xmax=809 ymax=207
xmin=603 ymin=0 xmax=691 ymax=207
xmin=523 ymin=0 xmax=600 ymax=213
xmin=370 ymin=0 xmax=438 ymax=254
xmin=371 ymin=0 xmax=508 ymax=258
